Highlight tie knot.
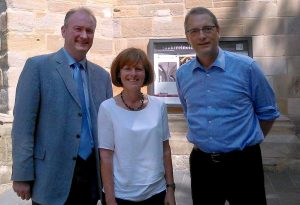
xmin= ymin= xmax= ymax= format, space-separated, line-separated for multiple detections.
xmin=72 ymin=62 xmax=83 ymax=70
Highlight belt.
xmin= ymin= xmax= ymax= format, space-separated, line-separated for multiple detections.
xmin=193 ymin=144 xmax=259 ymax=163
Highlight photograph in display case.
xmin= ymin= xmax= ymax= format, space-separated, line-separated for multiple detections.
xmin=147 ymin=38 xmax=252 ymax=106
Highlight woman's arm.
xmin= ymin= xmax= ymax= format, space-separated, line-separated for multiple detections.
xmin=163 ymin=140 xmax=176 ymax=205
xmin=100 ymin=148 xmax=117 ymax=205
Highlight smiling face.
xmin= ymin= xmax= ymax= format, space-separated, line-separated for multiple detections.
xmin=61 ymin=10 xmax=96 ymax=61
xmin=119 ymin=62 xmax=146 ymax=91
xmin=185 ymin=13 xmax=220 ymax=63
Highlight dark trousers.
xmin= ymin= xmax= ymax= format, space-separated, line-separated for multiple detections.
xmin=64 ymin=153 xmax=100 ymax=205
xmin=32 ymin=153 xmax=99 ymax=205
xmin=190 ymin=144 xmax=267 ymax=205
xmin=101 ymin=190 xmax=166 ymax=205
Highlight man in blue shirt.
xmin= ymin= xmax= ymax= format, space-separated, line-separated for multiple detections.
xmin=176 ymin=7 xmax=280 ymax=205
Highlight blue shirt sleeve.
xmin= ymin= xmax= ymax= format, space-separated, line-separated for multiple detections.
xmin=249 ymin=61 xmax=280 ymax=120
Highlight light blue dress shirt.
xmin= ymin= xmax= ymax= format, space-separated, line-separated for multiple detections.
xmin=176 ymin=48 xmax=280 ymax=153
xmin=63 ymin=49 xmax=94 ymax=149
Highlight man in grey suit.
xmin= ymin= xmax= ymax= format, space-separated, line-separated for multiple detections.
xmin=11 ymin=7 xmax=112 ymax=205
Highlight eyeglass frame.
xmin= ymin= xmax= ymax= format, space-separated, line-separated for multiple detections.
xmin=186 ymin=25 xmax=217 ymax=36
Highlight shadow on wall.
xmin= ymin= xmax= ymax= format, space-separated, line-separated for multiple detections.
xmin=0 ymin=0 xmax=8 ymax=114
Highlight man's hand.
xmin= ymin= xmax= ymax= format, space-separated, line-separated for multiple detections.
xmin=12 ymin=181 xmax=31 ymax=200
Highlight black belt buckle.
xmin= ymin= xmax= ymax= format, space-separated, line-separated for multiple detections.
xmin=210 ymin=153 xmax=221 ymax=163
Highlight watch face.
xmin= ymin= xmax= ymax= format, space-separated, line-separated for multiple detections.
xmin=167 ymin=183 xmax=176 ymax=190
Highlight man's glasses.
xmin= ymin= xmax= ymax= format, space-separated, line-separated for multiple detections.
xmin=186 ymin=26 xmax=216 ymax=36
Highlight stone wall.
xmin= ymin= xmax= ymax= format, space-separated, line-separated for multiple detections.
xmin=1 ymin=0 xmax=300 ymax=118
xmin=0 ymin=0 xmax=8 ymax=114
xmin=0 ymin=0 xmax=300 ymax=182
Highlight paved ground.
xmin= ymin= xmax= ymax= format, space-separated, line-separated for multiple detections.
xmin=1 ymin=167 xmax=299 ymax=205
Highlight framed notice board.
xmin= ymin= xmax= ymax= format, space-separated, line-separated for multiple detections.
xmin=147 ymin=37 xmax=252 ymax=106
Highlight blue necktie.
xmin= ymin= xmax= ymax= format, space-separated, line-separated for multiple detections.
xmin=72 ymin=62 xmax=93 ymax=160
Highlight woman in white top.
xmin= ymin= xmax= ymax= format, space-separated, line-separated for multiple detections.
xmin=98 ymin=48 xmax=176 ymax=205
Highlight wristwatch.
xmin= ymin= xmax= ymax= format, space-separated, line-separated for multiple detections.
xmin=166 ymin=182 xmax=176 ymax=190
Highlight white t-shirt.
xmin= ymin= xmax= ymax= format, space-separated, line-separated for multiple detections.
xmin=97 ymin=95 xmax=171 ymax=201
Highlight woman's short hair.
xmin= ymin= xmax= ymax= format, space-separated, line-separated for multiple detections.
xmin=111 ymin=48 xmax=154 ymax=87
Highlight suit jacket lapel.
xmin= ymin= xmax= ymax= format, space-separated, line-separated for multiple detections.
xmin=55 ymin=49 xmax=81 ymax=107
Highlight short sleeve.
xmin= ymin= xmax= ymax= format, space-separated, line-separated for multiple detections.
xmin=97 ymin=102 xmax=115 ymax=150
xmin=161 ymin=102 xmax=171 ymax=141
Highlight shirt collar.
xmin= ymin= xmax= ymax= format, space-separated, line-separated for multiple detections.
xmin=62 ymin=48 xmax=87 ymax=70
xmin=192 ymin=47 xmax=225 ymax=72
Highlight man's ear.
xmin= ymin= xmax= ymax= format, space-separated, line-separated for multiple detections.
xmin=216 ymin=26 xmax=221 ymax=39
xmin=61 ymin=25 xmax=66 ymax=38
xmin=185 ymin=34 xmax=191 ymax=45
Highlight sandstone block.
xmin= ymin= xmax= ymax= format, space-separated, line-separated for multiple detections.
xmin=277 ymin=98 xmax=288 ymax=115
xmin=6 ymin=9 xmax=34 ymax=32
xmin=85 ymin=3 xmax=113 ymax=18
xmin=252 ymin=36 xmax=265 ymax=57
xmin=285 ymin=16 xmax=300 ymax=34
xmin=7 ymin=0 xmax=47 ymax=11
xmin=113 ymin=38 xmax=128 ymax=54
xmin=7 ymin=33 xmax=47 ymax=56
xmin=47 ymin=1 xmax=81 ymax=13
xmin=263 ymin=35 xmax=287 ymax=57
xmin=86 ymin=53 xmax=114 ymax=70
xmin=113 ymin=6 xmax=139 ymax=18
xmin=278 ymin=0 xmax=300 ymax=17
xmin=46 ymin=35 xmax=64 ymax=52
xmin=243 ymin=18 xmax=285 ymax=36
xmin=288 ymin=98 xmax=300 ymax=116
xmin=7 ymin=86 xmax=16 ymax=113
xmin=288 ymin=77 xmax=300 ymax=98
xmin=221 ymin=25 xmax=244 ymax=36
xmin=286 ymin=35 xmax=300 ymax=56
xmin=152 ymin=16 xmax=184 ymax=37
xmin=6 ymin=66 xmax=21 ymax=88
xmin=35 ymin=12 xmax=64 ymax=33
xmin=126 ymin=38 xmax=149 ymax=51
xmin=163 ymin=0 xmax=183 ymax=3
xmin=139 ymin=4 xmax=184 ymax=17
xmin=272 ymin=75 xmax=289 ymax=98
xmin=257 ymin=57 xmax=287 ymax=76
xmin=185 ymin=0 xmax=212 ymax=9
xmin=214 ymin=1 xmax=239 ymax=8
xmin=210 ymin=7 xmax=239 ymax=19
xmin=7 ymin=51 xmax=27 ymax=68
xmin=287 ymin=57 xmax=300 ymax=75
xmin=240 ymin=1 xmax=277 ymax=18
xmin=218 ymin=18 xmax=241 ymax=27
xmin=90 ymin=38 xmax=113 ymax=54
xmin=115 ymin=0 xmax=159 ymax=6
xmin=87 ymin=0 xmax=114 ymax=3
xmin=96 ymin=18 xmax=114 ymax=38
xmin=120 ymin=17 xmax=152 ymax=37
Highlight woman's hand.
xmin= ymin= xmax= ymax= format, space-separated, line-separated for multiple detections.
xmin=164 ymin=189 xmax=176 ymax=205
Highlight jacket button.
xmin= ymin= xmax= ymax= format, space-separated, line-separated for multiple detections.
xmin=78 ymin=113 xmax=82 ymax=117
xmin=76 ymin=134 xmax=80 ymax=138
xmin=72 ymin=156 xmax=77 ymax=160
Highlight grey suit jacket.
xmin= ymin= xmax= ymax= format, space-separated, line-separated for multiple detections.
xmin=11 ymin=48 xmax=113 ymax=205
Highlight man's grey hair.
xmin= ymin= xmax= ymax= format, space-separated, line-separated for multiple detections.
xmin=64 ymin=7 xmax=97 ymax=26
xmin=184 ymin=7 xmax=219 ymax=33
